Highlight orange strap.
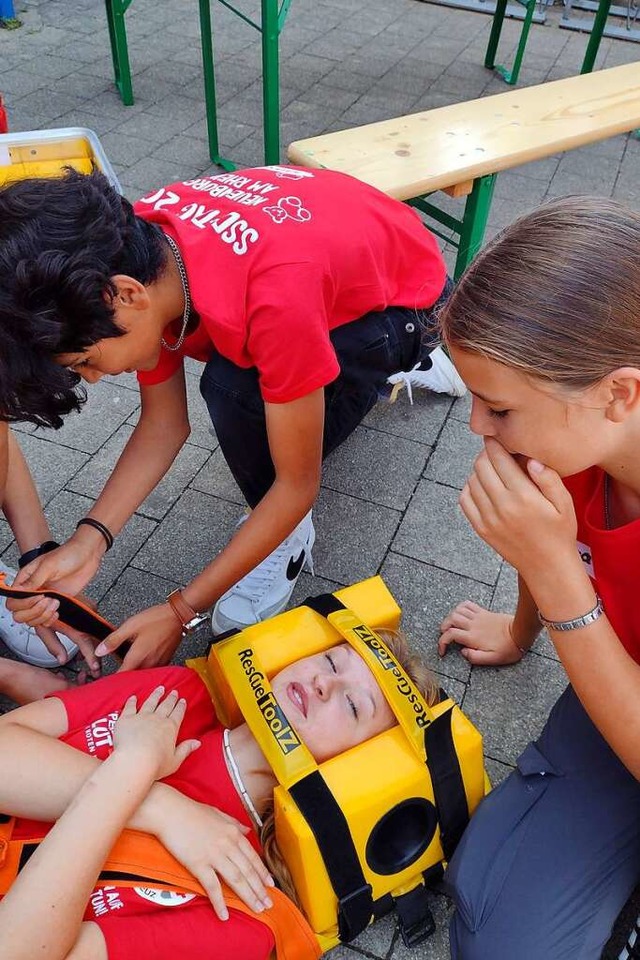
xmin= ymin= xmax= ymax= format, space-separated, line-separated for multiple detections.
xmin=0 ymin=820 xmax=320 ymax=960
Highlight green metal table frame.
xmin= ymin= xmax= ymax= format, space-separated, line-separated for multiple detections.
xmin=486 ymin=0 xmax=612 ymax=85
xmin=484 ymin=0 xmax=540 ymax=85
xmin=104 ymin=0 xmax=292 ymax=169
xmin=410 ymin=174 xmax=498 ymax=280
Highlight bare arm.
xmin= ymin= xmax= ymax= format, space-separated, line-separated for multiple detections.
xmin=12 ymin=367 xmax=191 ymax=601
xmin=99 ymin=389 xmax=325 ymax=669
xmin=0 ymin=698 xmax=273 ymax=917
xmin=2 ymin=430 xmax=51 ymax=553
xmin=182 ymin=388 xmax=324 ymax=611
xmin=461 ymin=439 xmax=640 ymax=776
xmin=512 ymin=574 xmax=543 ymax=651
xmin=523 ymin=552 xmax=640 ymax=778
xmin=0 ymin=689 xmax=194 ymax=960
xmin=0 ymin=698 xmax=180 ymax=830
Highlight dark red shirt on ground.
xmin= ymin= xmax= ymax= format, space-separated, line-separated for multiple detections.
xmin=12 ymin=667 xmax=274 ymax=960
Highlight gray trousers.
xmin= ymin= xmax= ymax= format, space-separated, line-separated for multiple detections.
xmin=447 ymin=686 xmax=640 ymax=959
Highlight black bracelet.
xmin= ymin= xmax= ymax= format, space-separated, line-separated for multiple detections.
xmin=18 ymin=540 xmax=60 ymax=569
xmin=76 ymin=518 xmax=114 ymax=552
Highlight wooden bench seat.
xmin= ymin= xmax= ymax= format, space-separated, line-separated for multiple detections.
xmin=288 ymin=63 xmax=640 ymax=278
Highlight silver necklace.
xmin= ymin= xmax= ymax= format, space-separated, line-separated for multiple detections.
xmin=161 ymin=234 xmax=192 ymax=352
xmin=222 ymin=728 xmax=263 ymax=829
xmin=603 ymin=473 xmax=612 ymax=530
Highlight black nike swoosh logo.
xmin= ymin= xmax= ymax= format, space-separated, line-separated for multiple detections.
xmin=286 ymin=551 xmax=306 ymax=581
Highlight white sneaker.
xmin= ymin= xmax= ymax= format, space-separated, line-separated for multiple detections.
xmin=387 ymin=346 xmax=467 ymax=403
xmin=211 ymin=512 xmax=315 ymax=634
xmin=0 ymin=562 xmax=78 ymax=668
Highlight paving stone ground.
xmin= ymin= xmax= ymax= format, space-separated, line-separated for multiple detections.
xmin=1 ymin=0 xmax=639 ymax=956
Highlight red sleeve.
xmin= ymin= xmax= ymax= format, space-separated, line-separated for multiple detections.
xmin=247 ymin=262 xmax=340 ymax=403
xmin=97 ymin=898 xmax=275 ymax=960
xmin=50 ymin=667 xmax=213 ymax=740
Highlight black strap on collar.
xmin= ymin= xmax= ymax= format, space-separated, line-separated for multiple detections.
xmin=289 ymin=770 xmax=373 ymax=942
xmin=424 ymin=707 xmax=469 ymax=862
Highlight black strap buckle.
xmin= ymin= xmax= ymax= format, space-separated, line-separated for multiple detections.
xmin=337 ymin=883 xmax=373 ymax=942
xmin=395 ymin=884 xmax=436 ymax=948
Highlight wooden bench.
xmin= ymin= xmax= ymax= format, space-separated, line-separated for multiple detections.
xmin=287 ymin=63 xmax=640 ymax=279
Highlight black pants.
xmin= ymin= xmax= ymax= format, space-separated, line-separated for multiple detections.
xmin=199 ymin=285 xmax=451 ymax=508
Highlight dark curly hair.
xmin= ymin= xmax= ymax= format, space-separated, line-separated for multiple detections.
xmin=0 ymin=168 xmax=167 ymax=428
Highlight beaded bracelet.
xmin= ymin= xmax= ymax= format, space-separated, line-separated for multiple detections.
xmin=76 ymin=517 xmax=114 ymax=552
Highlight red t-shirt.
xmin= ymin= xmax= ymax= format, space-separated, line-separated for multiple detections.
xmin=563 ymin=467 xmax=640 ymax=664
xmin=12 ymin=667 xmax=274 ymax=960
xmin=134 ymin=165 xmax=446 ymax=403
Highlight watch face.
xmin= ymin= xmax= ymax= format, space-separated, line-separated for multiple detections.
xmin=185 ymin=613 xmax=208 ymax=632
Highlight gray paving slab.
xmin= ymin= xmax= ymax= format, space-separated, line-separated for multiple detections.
xmin=380 ymin=551 xmax=491 ymax=683
xmin=290 ymin=571 xmax=343 ymax=608
xmin=393 ymin=894 xmax=456 ymax=960
xmin=484 ymin=754 xmax=514 ymax=786
xmin=0 ymin=519 xmax=17 ymax=558
xmin=364 ymin=391 xmax=453 ymax=445
xmin=33 ymin=378 xmax=140 ymax=455
xmin=132 ymin=488 xmax=241 ymax=583
xmin=14 ymin=430 xmax=89 ymax=507
xmin=2 ymin=0 xmax=639 ymax=951
xmin=424 ymin=418 xmax=483 ymax=490
xmin=322 ymin=424 xmax=429 ymax=510
xmin=462 ymin=654 xmax=568 ymax=765
xmin=311 ymin=487 xmax=401 ymax=584
xmin=67 ymin=423 xmax=210 ymax=520
xmin=38 ymin=489 xmax=157 ymax=602
xmin=393 ymin=478 xmax=502 ymax=583
xmin=190 ymin=448 xmax=247 ymax=507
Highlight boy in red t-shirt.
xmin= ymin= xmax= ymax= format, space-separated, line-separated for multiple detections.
xmin=0 ymin=167 xmax=462 ymax=667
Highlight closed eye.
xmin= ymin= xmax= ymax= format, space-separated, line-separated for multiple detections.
xmin=488 ymin=408 xmax=509 ymax=419
xmin=346 ymin=694 xmax=358 ymax=720
xmin=325 ymin=653 xmax=337 ymax=674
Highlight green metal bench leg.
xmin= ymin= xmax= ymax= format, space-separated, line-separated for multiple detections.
xmin=485 ymin=0 xmax=508 ymax=70
xmin=104 ymin=0 xmax=134 ymax=106
xmin=198 ymin=0 xmax=236 ymax=171
xmin=580 ymin=0 xmax=612 ymax=73
xmin=485 ymin=0 xmax=537 ymax=85
xmin=454 ymin=174 xmax=497 ymax=280
xmin=261 ymin=0 xmax=280 ymax=164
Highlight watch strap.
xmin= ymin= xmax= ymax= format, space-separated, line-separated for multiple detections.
xmin=166 ymin=588 xmax=202 ymax=632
